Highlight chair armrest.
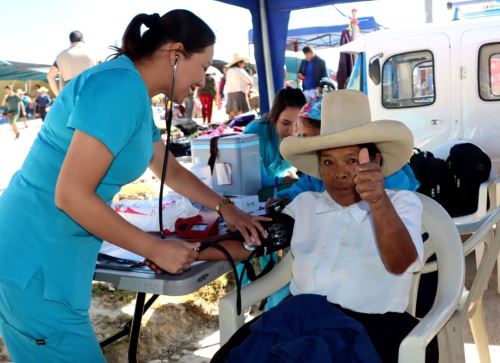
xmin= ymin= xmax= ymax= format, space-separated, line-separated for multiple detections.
xmin=459 ymin=209 xmax=499 ymax=256
xmin=219 ymin=252 xmax=293 ymax=344
xmin=399 ymin=293 xmax=459 ymax=363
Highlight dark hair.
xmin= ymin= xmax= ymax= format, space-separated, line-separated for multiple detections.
xmin=302 ymin=46 xmax=312 ymax=54
xmin=69 ymin=31 xmax=83 ymax=43
xmin=301 ymin=116 xmax=321 ymax=129
xmin=358 ymin=143 xmax=382 ymax=164
xmin=267 ymin=87 xmax=306 ymax=125
xmin=110 ymin=10 xmax=215 ymax=61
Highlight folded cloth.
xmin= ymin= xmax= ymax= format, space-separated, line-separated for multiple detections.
xmin=227 ymin=294 xmax=382 ymax=363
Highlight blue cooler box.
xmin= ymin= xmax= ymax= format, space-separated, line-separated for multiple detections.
xmin=191 ymin=134 xmax=262 ymax=195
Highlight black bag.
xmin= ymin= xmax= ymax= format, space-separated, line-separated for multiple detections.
xmin=445 ymin=143 xmax=491 ymax=217
xmin=410 ymin=148 xmax=451 ymax=210
xmin=169 ymin=137 xmax=191 ymax=157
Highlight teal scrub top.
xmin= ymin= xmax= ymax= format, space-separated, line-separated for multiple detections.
xmin=0 ymin=55 xmax=160 ymax=310
xmin=244 ymin=118 xmax=292 ymax=188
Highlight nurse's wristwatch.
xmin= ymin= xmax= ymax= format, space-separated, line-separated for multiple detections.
xmin=215 ymin=197 xmax=234 ymax=216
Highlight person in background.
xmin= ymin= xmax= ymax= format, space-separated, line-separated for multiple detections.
xmin=2 ymin=85 xmax=26 ymax=139
xmin=182 ymin=90 xmax=195 ymax=120
xmin=16 ymin=89 xmax=31 ymax=126
xmin=35 ymin=86 xmax=52 ymax=121
xmin=297 ymin=46 xmax=327 ymax=101
xmin=225 ymin=53 xmax=253 ymax=120
xmin=197 ymin=71 xmax=217 ymax=124
xmin=47 ymin=30 xmax=96 ymax=96
xmin=244 ymin=87 xmax=306 ymax=189
xmin=217 ymin=64 xmax=228 ymax=110
xmin=0 ymin=10 xmax=268 ymax=362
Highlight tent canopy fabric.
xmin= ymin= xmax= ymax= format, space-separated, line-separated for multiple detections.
xmin=248 ymin=16 xmax=382 ymax=49
xmin=216 ymin=0 xmax=368 ymax=112
xmin=0 ymin=60 xmax=49 ymax=81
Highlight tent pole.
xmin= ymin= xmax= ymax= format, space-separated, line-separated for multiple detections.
xmin=259 ymin=0 xmax=275 ymax=108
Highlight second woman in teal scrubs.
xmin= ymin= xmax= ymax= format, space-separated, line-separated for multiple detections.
xmin=0 ymin=10 xmax=267 ymax=362
xmin=244 ymin=87 xmax=306 ymax=188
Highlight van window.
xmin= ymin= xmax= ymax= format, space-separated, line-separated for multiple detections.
xmin=382 ymin=51 xmax=435 ymax=108
xmin=479 ymin=43 xmax=500 ymax=101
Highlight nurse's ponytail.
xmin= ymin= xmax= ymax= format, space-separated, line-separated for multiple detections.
xmin=110 ymin=9 xmax=215 ymax=60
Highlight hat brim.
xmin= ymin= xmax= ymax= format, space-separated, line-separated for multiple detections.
xmin=228 ymin=57 xmax=248 ymax=68
xmin=280 ymin=120 xmax=413 ymax=178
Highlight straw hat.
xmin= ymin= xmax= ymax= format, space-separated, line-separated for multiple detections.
xmin=280 ymin=90 xmax=413 ymax=178
xmin=227 ymin=53 xmax=249 ymax=68
xmin=37 ymin=86 xmax=49 ymax=93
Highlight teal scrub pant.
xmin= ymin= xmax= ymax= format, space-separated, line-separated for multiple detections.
xmin=0 ymin=269 xmax=105 ymax=363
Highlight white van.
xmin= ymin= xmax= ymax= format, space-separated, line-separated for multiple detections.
xmin=339 ymin=17 xmax=500 ymax=172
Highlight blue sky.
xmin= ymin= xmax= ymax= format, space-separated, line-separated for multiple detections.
xmin=3 ymin=0 xmax=453 ymax=65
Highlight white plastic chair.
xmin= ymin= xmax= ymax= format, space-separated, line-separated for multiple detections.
xmin=431 ymin=140 xmax=500 ymax=295
xmin=437 ymin=208 xmax=500 ymax=363
xmin=218 ymin=193 xmax=465 ymax=363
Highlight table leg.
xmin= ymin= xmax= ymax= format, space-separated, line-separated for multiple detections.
xmin=128 ymin=292 xmax=145 ymax=363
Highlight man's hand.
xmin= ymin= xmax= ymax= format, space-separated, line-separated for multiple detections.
xmin=297 ymin=73 xmax=305 ymax=80
xmin=354 ymin=148 xmax=386 ymax=207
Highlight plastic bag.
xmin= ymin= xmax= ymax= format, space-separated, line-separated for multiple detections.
xmin=112 ymin=193 xmax=199 ymax=233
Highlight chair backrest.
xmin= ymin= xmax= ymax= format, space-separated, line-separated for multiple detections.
xmin=407 ymin=193 xmax=465 ymax=316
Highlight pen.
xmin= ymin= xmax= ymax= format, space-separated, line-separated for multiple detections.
xmin=129 ymin=261 xmax=146 ymax=268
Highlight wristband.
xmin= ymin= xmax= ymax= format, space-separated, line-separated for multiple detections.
xmin=215 ymin=197 xmax=234 ymax=216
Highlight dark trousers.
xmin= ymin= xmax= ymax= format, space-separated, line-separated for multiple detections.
xmin=211 ymin=302 xmax=438 ymax=363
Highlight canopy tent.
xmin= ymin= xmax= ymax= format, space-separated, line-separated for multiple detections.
xmin=0 ymin=60 xmax=49 ymax=81
xmin=215 ymin=0 xmax=369 ymax=112
xmin=248 ymin=16 xmax=382 ymax=50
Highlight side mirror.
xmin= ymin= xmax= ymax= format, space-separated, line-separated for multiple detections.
xmin=369 ymin=58 xmax=381 ymax=85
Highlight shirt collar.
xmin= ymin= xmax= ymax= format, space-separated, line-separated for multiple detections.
xmin=70 ymin=42 xmax=84 ymax=48
xmin=315 ymin=191 xmax=370 ymax=223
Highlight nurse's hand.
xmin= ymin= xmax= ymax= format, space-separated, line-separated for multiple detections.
xmin=219 ymin=204 xmax=270 ymax=246
xmin=147 ymin=239 xmax=200 ymax=275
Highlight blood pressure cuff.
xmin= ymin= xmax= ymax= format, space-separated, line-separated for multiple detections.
xmin=229 ymin=212 xmax=295 ymax=257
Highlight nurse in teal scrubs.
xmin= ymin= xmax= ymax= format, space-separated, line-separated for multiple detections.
xmin=0 ymin=10 xmax=267 ymax=362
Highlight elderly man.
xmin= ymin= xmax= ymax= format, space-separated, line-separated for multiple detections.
xmin=178 ymin=90 xmax=438 ymax=362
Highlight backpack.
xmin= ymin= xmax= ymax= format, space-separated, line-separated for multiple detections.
xmin=445 ymin=143 xmax=491 ymax=217
xmin=409 ymin=148 xmax=451 ymax=210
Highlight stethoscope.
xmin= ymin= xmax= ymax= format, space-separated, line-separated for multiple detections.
xmin=158 ymin=54 xmax=180 ymax=239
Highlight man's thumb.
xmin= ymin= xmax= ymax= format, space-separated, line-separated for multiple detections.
xmin=359 ymin=148 xmax=370 ymax=165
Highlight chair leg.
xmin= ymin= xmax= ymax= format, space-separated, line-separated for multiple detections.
xmin=469 ymin=301 xmax=491 ymax=363
xmin=441 ymin=317 xmax=466 ymax=363
xmin=475 ymin=244 xmax=485 ymax=270
xmin=496 ymin=253 xmax=500 ymax=294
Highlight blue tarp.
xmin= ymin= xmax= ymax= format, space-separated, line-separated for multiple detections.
xmin=216 ymin=0 xmax=367 ymax=112
xmin=0 ymin=60 xmax=49 ymax=81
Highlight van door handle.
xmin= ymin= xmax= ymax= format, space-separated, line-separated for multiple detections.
xmin=430 ymin=119 xmax=441 ymax=125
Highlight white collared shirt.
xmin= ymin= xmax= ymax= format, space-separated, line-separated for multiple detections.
xmin=284 ymin=190 xmax=424 ymax=314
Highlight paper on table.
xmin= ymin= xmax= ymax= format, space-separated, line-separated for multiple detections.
xmin=99 ymin=241 xmax=205 ymax=266
xmin=100 ymin=241 xmax=144 ymax=262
